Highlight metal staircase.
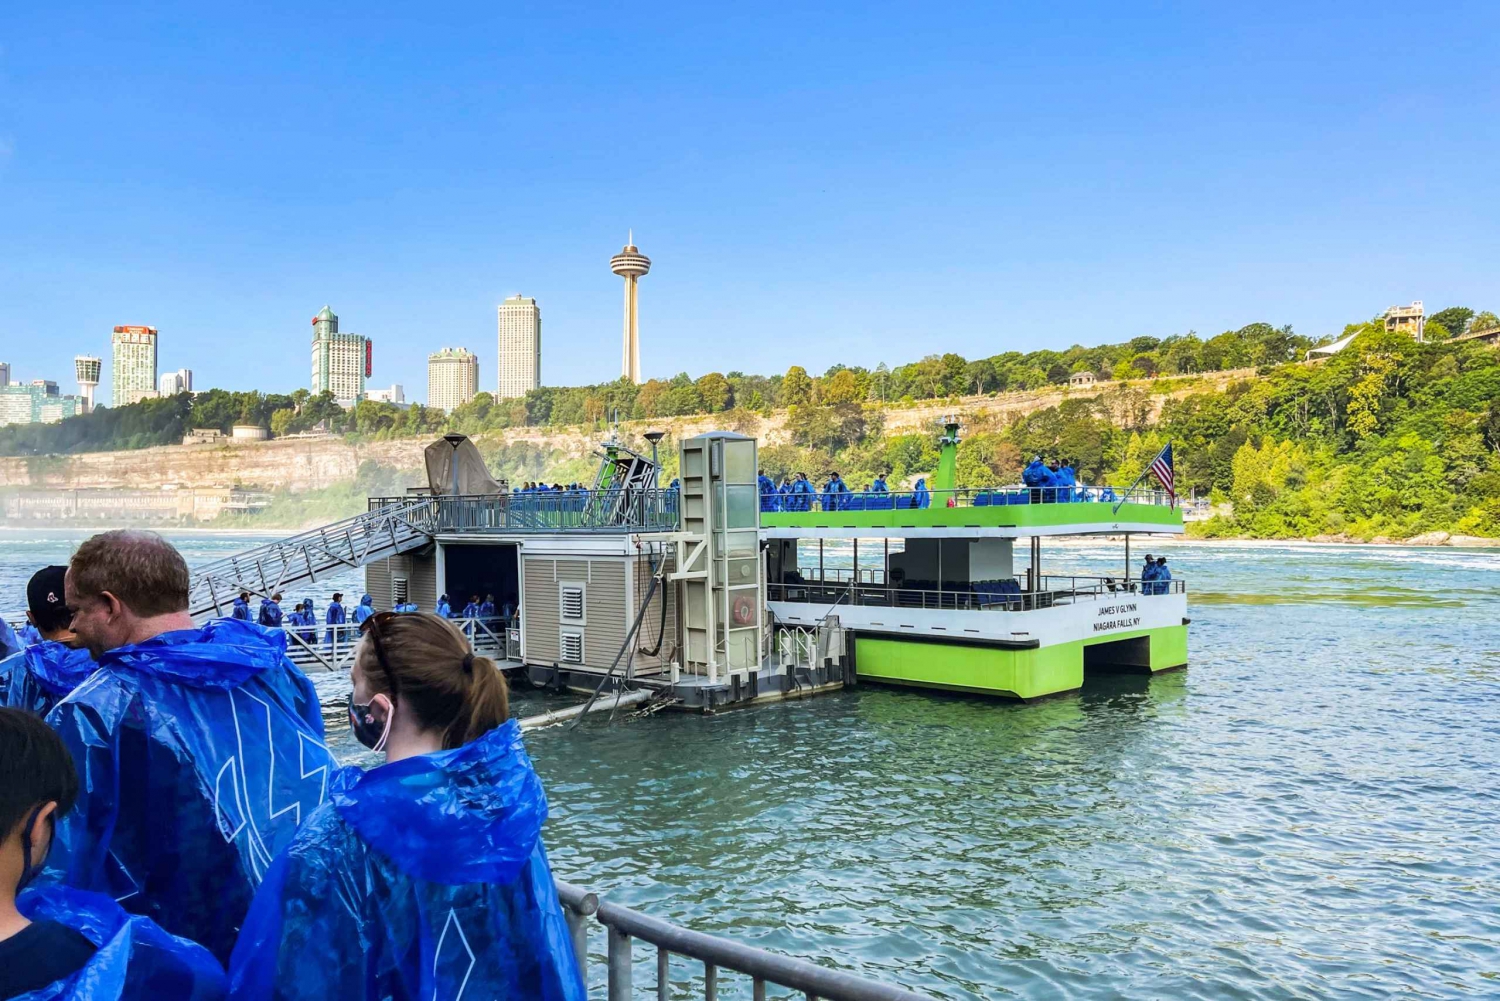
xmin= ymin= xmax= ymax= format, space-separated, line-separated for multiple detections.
xmin=187 ymin=499 xmax=436 ymax=619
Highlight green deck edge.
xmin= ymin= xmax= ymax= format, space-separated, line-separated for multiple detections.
xmin=761 ymin=500 xmax=1181 ymax=532
xmin=856 ymin=625 xmax=1188 ymax=700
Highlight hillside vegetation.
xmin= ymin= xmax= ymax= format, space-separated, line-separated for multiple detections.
xmin=5 ymin=312 xmax=1498 ymax=540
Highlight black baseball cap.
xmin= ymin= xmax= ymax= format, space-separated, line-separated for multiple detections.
xmin=27 ymin=566 xmax=71 ymax=631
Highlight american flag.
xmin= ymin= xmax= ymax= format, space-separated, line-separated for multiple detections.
xmin=1149 ymin=443 xmax=1175 ymax=507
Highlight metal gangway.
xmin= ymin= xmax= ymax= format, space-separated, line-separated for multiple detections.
xmin=186 ymin=498 xmax=436 ymax=620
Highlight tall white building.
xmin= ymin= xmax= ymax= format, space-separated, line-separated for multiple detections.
xmin=428 ymin=348 xmax=479 ymax=412
xmin=159 ymin=368 xmax=193 ymax=396
xmin=74 ymin=356 xmax=101 ymax=413
xmin=310 ymin=305 xmax=370 ymax=407
xmin=111 ymin=325 xmax=159 ymax=406
xmin=0 ymin=362 xmax=10 ymax=387
xmin=496 ymin=295 xmax=541 ymax=398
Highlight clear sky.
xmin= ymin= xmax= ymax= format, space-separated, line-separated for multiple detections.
xmin=2 ymin=2 xmax=1498 ymax=405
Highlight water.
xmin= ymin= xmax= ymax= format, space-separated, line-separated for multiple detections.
xmin=5 ymin=529 xmax=1498 ymax=998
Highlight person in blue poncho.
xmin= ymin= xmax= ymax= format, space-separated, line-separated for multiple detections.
xmin=324 ymin=593 xmax=348 ymax=645
xmin=461 ymin=594 xmax=482 ymax=619
xmin=1021 ymin=456 xmax=1048 ymax=488
xmin=1153 ymin=556 xmax=1172 ymax=595
xmin=0 ymin=708 xmax=228 ymax=1001
xmin=1055 ymin=458 xmax=1077 ymax=503
xmin=790 ymin=472 xmax=815 ymax=512
xmin=45 ymin=531 xmax=333 ymax=965
xmin=479 ymin=594 xmax=497 ymax=620
xmin=758 ymin=470 xmax=777 ymax=512
xmin=256 ymin=593 xmax=283 ymax=629
xmin=821 ymin=472 xmax=849 ymax=512
xmin=436 ymin=593 xmax=453 ymax=618
xmin=0 ymin=567 xmax=96 ymax=717
xmin=228 ymin=612 xmax=585 ymax=1001
xmin=0 ymin=620 xmax=20 ymax=662
xmin=912 ymin=477 xmax=931 ymax=509
xmin=351 ymin=594 xmax=375 ymax=626
xmin=1139 ymin=554 xmax=1158 ymax=593
xmin=231 ymin=592 xmax=253 ymax=622
xmin=288 ymin=600 xmax=318 ymax=644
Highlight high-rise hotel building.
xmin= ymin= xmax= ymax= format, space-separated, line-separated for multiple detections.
xmin=310 ymin=305 xmax=370 ymax=407
xmin=496 ymin=295 xmax=541 ymax=398
xmin=111 ymin=326 xmax=159 ymax=406
xmin=427 ymin=348 xmax=479 ymax=413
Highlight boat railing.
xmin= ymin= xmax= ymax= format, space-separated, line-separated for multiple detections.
xmin=554 ymin=878 xmax=929 ymax=1001
xmin=769 ymin=575 xmax=1183 ymax=612
xmin=762 ymin=482 xmax=1171 ymax=513
xmin=271 ymin=615 xmax=518 ymax=671
xmin=369 ymin=487 xmax=679 ymax=534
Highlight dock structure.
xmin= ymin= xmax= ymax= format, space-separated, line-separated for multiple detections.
xmin=168 ymin=424 xmax=1188 ymax=709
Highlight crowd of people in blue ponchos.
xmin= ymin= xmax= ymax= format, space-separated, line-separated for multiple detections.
xmin=222 ymin=587 xmax=516 ymax=652
xmin=0 ymin=531 xmax=580 ymax=1000
xmin=754 ymin=457 xmax=1119 ymax=513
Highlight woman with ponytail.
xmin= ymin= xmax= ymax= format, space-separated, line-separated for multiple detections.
xmin=227 ymin=613 xmax=584 ymax=1001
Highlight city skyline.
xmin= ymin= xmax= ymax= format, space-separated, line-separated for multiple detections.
xmin=4 ymin=4 xmax=1496 ymax=406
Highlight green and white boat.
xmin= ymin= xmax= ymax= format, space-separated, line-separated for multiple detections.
xmin=760 ymin=424 xmax=1188 ymax=699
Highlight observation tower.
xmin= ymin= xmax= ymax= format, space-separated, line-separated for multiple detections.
xmin=75 ymin=355 xmax=102 ymax=413
xmin=610 ymin=232 xmax=651 ymax=384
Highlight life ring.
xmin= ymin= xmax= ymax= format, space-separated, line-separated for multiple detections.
xmin=731 ymin=594 xmax=756 ymax=626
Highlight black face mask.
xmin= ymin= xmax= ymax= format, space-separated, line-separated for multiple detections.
xmin=18 ymin=805 xmax=53 ymax=892
xmin=348 ymin=692 xmax=392 ymax=752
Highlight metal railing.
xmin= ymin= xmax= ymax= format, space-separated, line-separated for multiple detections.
xmin=368 ymin=487 xmax=680 ymax=535
xmin=269 ymin=616 xmax=518 ymax=672
xmin=555 ymin=879 xmax=930 ymax=1001
xmin=769 ymin=575 xmax=1185 ymax=612
xmin=761 ymin=482 xmax=1171 ymax=513
xmin=186 ymin=499 xmax=435 ymax=618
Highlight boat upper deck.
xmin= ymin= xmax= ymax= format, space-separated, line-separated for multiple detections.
xmin=759 ymin=484 xmax=1183 ymax=538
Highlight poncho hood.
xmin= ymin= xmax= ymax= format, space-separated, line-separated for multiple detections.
xmin=97 ymin=617 xmax=289 ymax=689
xmin=331 ymin=719 xmax=547 ymax=885
xmin=25 ymin=642 xmax=97 ymax=697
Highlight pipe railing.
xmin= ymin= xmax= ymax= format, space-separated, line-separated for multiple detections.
xmin=554 ymin=879 xmax=932 ymax=1001
xmin=369 ymin=487 xmax=680 ymax=534
xmin=761 ymin=482 xmax=1172 ymax=513
xmin=769 ymin=576 xmax=1185 ymax=612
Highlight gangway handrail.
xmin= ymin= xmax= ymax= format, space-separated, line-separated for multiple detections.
xmin=554 ymin=878 xmax=932 ymax=1001
xmin=186 ymin=498 xmax=436 ymax=618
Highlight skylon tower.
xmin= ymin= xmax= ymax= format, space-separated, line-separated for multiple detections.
xmin=610 ymin=232 xmax=650 ymax=384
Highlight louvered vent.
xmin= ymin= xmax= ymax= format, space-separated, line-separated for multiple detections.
xmin=393 ymin=577 xmax=409 ymax=606
xmin=560 ymin=631 xmax=584 ymax=664
xmin=560 ymin=584 xmax=585 ymax=622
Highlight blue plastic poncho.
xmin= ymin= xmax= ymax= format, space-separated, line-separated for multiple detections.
xmin=257 ymin=599 xmax=283 ymax=628
xmin=0 ymin=640 xmax=96 ymax=716
xmin=436 ymin=595 xmax=453 ymax=618
xmin=20 ymin=621 xmax=44 ymax=647
xmin=479 ymin=599 xmax=496 ymax=618
xmin=352 ymin=595 xmax=375 ymax=625
xmin=231 ymin=597 xmax=252 ymax=621
xmin=228 ymin=720 xmax=585 ymax=1001
xmin=758 ymin=473 xmax=777 ymax=512
xmin=912 ymin=478 xmax=931 ymax=509
xmin=44 ymin=617 xmax=333 ymax=964
xmin=1021 ymin=459 xmax=1048 ymax=488
xmin=1 ymin=619 xmax=22 ymax=659
xmin=13 ymin=885 xmax=227 ymax=1001
xmin=462 ymin=601 xmax=481 ymax=618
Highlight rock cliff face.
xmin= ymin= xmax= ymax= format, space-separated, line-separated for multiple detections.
xmin=0 ymin=371 xmax=1245 ymax=493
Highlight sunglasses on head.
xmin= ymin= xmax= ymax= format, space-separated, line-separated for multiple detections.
xmin=359 ymin=610 xmax=399 ymax=694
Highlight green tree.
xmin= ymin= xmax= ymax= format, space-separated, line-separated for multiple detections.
xmin=782 ymin=366 xmax=813 ymax=406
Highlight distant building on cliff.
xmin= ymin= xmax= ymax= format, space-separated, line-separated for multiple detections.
xmin=310 ymin=306 xmax=371 ymax=406
xmin=366 ymin=384 xmax=406 ymax=405
xmin=428 ymin=348 xmax=479 ymax=413
xmin=0 ymin=379 xmax=84 ymax=427
xmin=159 ymin=368 xmax=193 ymax=396
xmin=1383 ymin=301 xmax=1425 ymax=342
xmin=112 ymin=325 xmax=159 ymax=406
xmin=497 ymin=295 xmax=541 ymax=399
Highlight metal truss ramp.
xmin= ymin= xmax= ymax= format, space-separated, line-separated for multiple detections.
xmin=187 ymin=499 xmax=435 ymax=619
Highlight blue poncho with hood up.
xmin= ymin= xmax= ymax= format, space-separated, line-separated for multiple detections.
xmin=12 ymin=885 xmax=227 ymax=1001
xmin=0 ymin=640 xmax=97 ymax=715
xmin=43 ymin=617 xmax=333 ymax=964
xmin=227 ymin=719 xmax=585 ymax=1001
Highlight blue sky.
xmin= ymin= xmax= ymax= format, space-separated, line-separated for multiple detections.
xmin=2 ymin=2 xmax=1497 ymax=405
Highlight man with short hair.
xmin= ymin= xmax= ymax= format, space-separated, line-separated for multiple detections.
xmin=323 ymin=592 xmax=346 ymax=645
xmin=231 ymin=591 xmax=253 ymax=621
xmin=0 ymin=567 xmax=95 ymax=716
xmin=47 ymin=530 xmax=332 ymax=964
xmin=257 ymin=592 xmax=284 ymax=628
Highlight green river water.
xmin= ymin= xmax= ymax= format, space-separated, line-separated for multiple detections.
xmin=3 ymin=530 xmax=1497 ymax=998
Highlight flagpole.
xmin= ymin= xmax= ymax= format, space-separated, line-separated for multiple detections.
xmin=1112 ymin=450 xmax=1156 ymax=514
